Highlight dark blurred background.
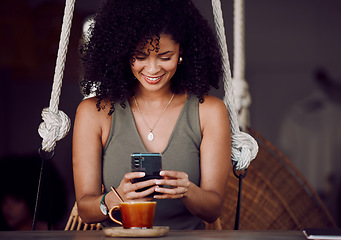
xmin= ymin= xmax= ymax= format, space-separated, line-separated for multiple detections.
xmin=0 ymin=0 xmax=340 ymax=229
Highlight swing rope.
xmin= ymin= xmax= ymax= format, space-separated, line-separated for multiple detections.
xmin=212 ymin=0 xmax=258 ymax=229
xmin=212 ymin=0 xmax=258 ymax=171
xmin=33 ymin=0 xmax=75 ymax=231
xmin=232 ymin=0 xmax=252 ymax=131
xmin=38 ymin=0 xmax=75 ymax=153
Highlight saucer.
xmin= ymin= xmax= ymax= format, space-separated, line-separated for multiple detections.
xmin=103 ymin=226 xmax=170 ymax=238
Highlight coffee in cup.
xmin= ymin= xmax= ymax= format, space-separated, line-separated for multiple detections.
xmin=108 ymin=201 xmax=157 ymax=229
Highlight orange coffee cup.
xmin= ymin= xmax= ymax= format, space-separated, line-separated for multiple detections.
xmin=108 ymin=201 xmax=156 ymax=229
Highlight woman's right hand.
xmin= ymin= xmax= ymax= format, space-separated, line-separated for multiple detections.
xmin=117 ymin=172 xmax=157 ymax=201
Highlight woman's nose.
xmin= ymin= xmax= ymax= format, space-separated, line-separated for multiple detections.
xmin=145 ymin=59 xmax=161 ymax=74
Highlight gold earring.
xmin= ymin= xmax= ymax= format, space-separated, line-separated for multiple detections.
xmin=178 ymin=57 xmax=183 ymax=64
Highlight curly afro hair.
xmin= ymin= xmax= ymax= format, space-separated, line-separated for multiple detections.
xmin=80 ymin=0 xmax=223 ymax=115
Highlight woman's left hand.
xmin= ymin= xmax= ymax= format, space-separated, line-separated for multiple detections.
xmin=153 ymin=170 xmax=191 ymax=199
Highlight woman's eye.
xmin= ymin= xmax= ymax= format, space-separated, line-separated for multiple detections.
xmin=160 ymin=57 xmax=171 ymax=61
xmin=135 ymin=56 xmax=147 ymax=60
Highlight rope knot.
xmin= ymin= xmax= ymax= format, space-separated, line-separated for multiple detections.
xmin=38 ymin=108 xmax=71 ymax=152
xmin=231 ymin=131 xmax=258 ymax=170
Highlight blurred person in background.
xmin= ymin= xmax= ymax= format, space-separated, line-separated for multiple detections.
xmin=0 ymin=154 xmax=66 ymax=230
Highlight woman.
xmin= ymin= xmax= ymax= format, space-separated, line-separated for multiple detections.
xmin=73 ymin=0 xmax=231 ymax=230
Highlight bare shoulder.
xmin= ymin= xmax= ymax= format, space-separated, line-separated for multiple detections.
xmin=74 ymin=97 xmax=112 ymax=134
xmin=199 ymin=95 xmax=228 ymax=116
xmin=74 ymin=97 xmax=112 ymax=146
xmin=76 ymin=97 xmax=111 ymax=119
xmin=199 ymin=95 xmax=230 ymax=131
xmin=76 ymin=97 xmax=97 ymax=114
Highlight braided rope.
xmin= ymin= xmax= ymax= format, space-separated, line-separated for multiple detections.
xmin=233 ymin=0 xmax=251 ymax=130
xmin=233 ymin=0 xmax=245 ymax=82
xmin=38 ymin=0 xmax=75 ymax=152
xmin=211 ymin=0 xmax=258 ymax=170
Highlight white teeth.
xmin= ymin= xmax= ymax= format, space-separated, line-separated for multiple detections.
xmin=146 ymin=76 xmax=160 ymax=81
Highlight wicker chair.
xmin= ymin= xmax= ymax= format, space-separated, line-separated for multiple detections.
xmin=65 ymin=185 xmax=104 ymax=231
xmin=207 ymin=128 xmax=337 ymax=230
xmin=64 ymin=202 xmax=102 ymax=231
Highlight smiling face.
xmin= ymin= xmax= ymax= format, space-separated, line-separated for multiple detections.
xmin=131 ymin=34 xmax=180 ymax=93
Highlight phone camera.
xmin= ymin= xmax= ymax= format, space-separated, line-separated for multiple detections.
xmin=134 ymin=157 xmax=140 ymax=168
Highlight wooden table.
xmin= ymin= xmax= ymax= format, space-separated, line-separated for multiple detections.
xmin=0 ymin=230 xmax=306 ymax=240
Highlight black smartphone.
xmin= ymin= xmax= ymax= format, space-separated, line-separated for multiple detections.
xmin=131 ymin=153 xmax=162 ymax=196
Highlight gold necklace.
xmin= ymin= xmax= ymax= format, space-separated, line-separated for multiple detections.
xmin=133 ymin=94 xmax=175 ymax=142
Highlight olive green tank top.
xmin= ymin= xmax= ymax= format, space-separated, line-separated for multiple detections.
xmin=102 ymin=95 xmax=204 ymax=230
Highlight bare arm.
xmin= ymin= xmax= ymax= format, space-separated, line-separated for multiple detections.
xmin=154 ymin=95 xmax=231 ymax=223
xmin=72 ymin=98 xmax=113 ymax=223
xmin=73 ymin=98 xmax=159 ymax=223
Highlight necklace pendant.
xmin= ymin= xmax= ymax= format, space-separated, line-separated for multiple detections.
xmin=147 ymin=131 xmax=154 ymax=141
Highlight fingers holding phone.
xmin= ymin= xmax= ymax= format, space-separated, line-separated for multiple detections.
xmin=118 ymin=171 xmax=157 ymax=200
xmin=153 ymin=170 xmax=190 ymax=199
xmin=127 ymin=153 xmax=190 ymax=199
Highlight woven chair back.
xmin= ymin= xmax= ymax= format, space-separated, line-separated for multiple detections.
xmin=64 ymin=202 xmax=102 ymax=231
xmin=213 ymin=128 xmax=336 ymax=230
